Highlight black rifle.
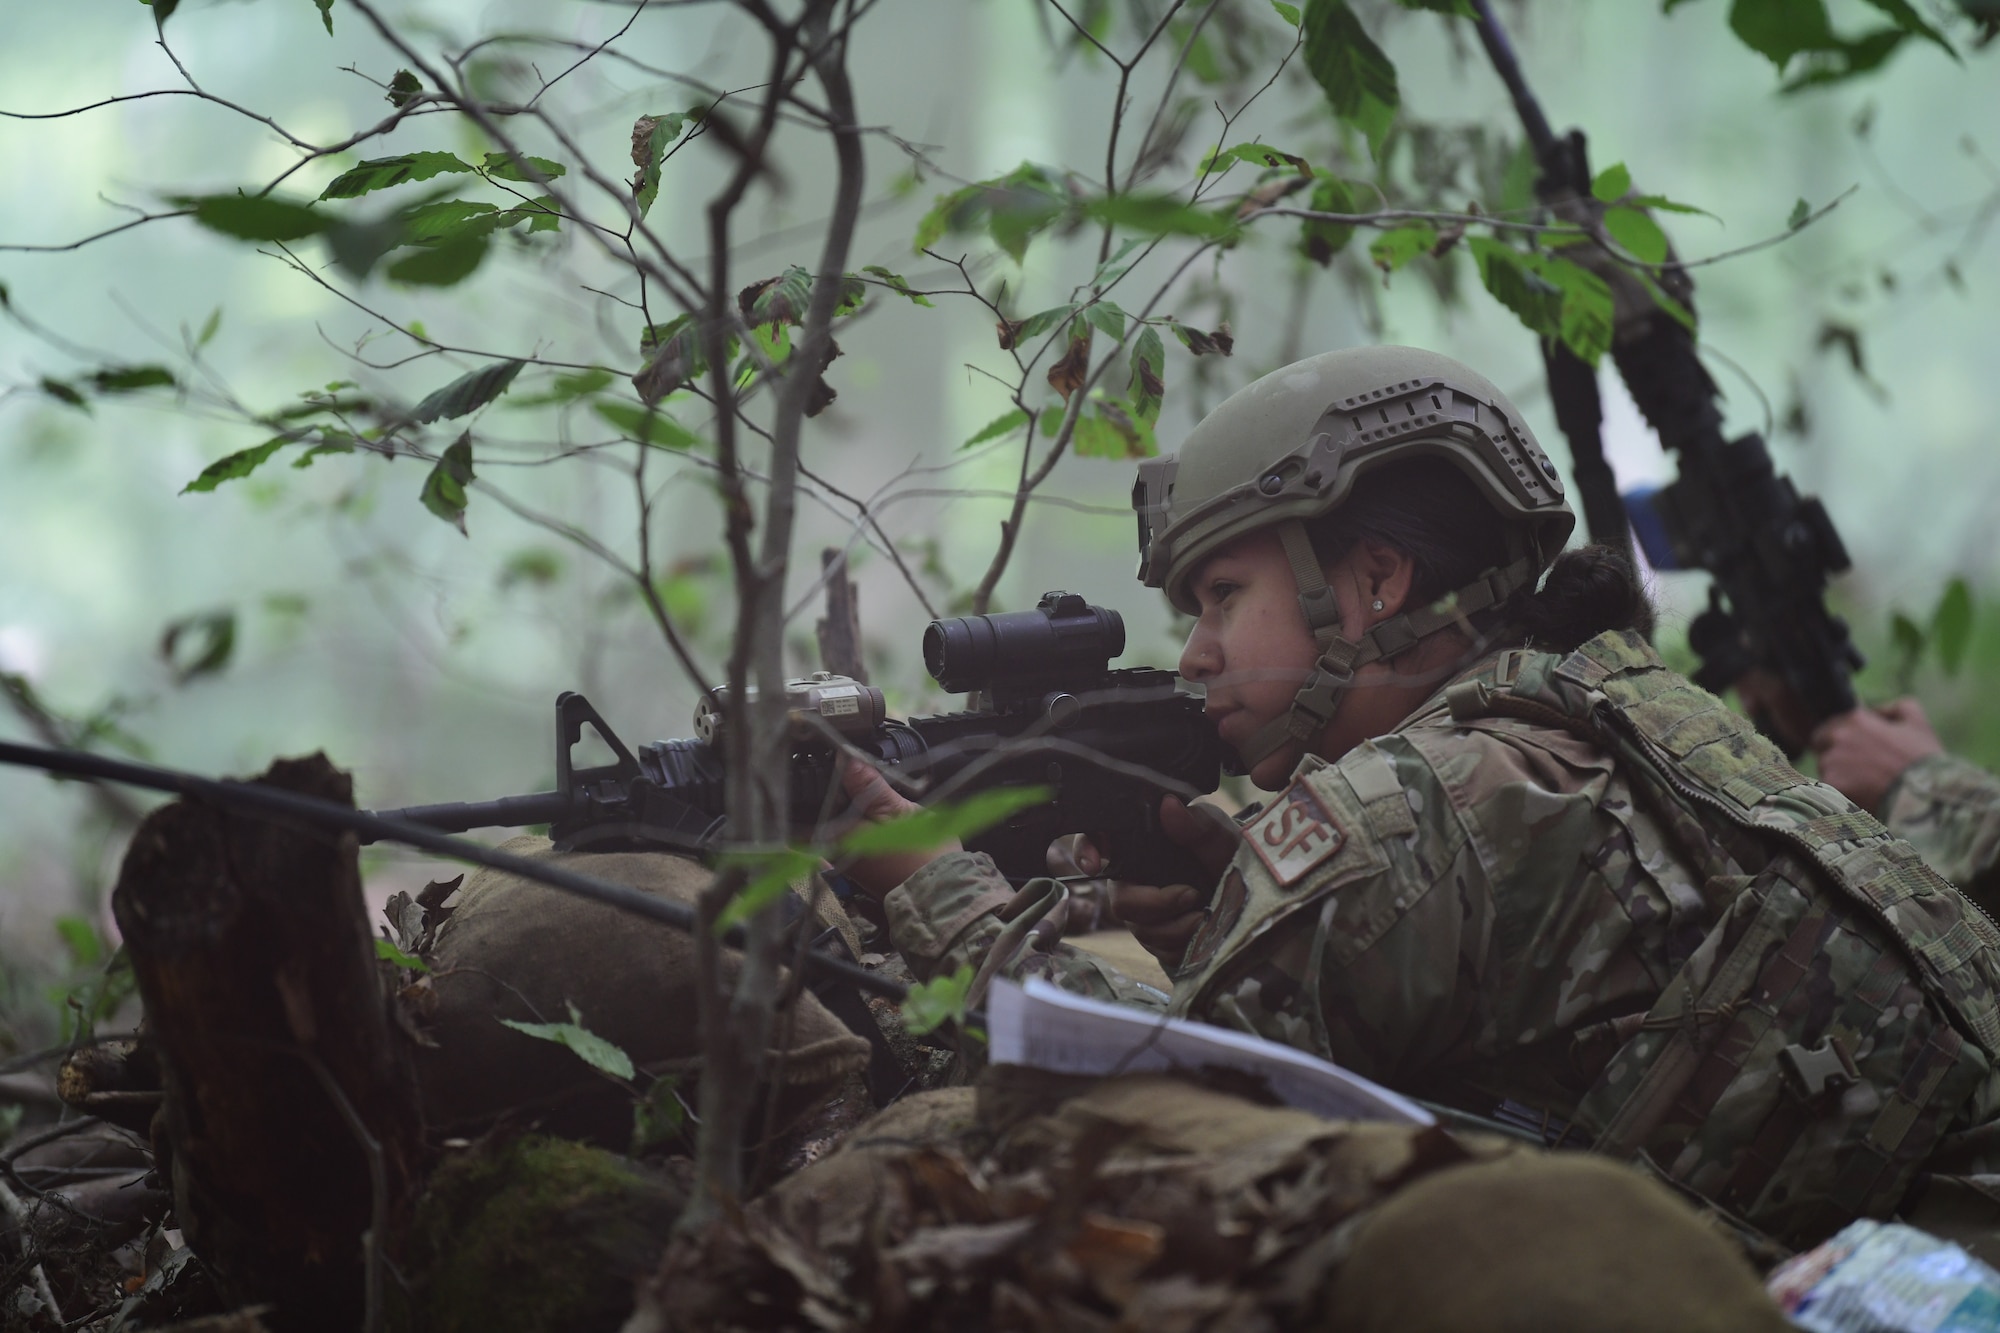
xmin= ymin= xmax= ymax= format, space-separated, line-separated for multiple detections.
xmin=1471 ymin=0 xmax=1863 ymax=751
xmin=369 ymin=591 xmax=1224 ymax=887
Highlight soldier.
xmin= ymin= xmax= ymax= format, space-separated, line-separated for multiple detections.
xmin=841 ymin=345 xmax=2000 ymax=1248
xmin=1815 ymin=699 xmax=2000 ymax=907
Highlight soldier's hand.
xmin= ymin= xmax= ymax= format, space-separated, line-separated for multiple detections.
xmin=1061 ymin=797 xmax=1240 ymax=972
xmin=1811 ymin=698 xmax=1944 ymax=815
xmin=836 ymin=758 xmax=962 ymax=900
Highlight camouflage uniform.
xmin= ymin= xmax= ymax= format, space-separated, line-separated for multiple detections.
xmin=1882 ymin=753 xmax=2000 ymax=906
xmin=885 ymin=632 xmax=2000 ymax=1247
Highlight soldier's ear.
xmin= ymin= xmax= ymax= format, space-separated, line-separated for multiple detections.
xmin=1349 ymin=539 xmax=1417 ymax=622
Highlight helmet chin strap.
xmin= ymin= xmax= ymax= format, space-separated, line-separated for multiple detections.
xmin=1233 ymin=521 xmax=1539 ymax=769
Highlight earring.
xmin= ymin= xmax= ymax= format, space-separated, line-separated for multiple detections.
xmin=1371 ymin=598 xmax=1384 ymax=611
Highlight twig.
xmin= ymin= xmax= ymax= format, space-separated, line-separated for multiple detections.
xmin=0 ymin=1176 xmax=62 ymax=1324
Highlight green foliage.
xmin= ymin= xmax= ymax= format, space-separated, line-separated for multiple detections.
xmin=839 ymin=784 xmax=1054 ymax=856
xmin=1788 ymin=197 xmax=1812 ymax=228
xmin=1890 ymin=577 xmax=1976 ymax=689
xmin=1394 ymin=0 xmax=1474 ymax=13
xmin=1468 ymin=237 xmax=1615 ymax=365
xmin=499 ymin=547 xmax=564 ymax=589
xmin=594 ymin=400 xmax=704 ymax=450
xmin=319 ymin=152 xmax=474 ymax=200
xmin=183 ymin=438 xmax=286 ymax=493
xmin=1200 ymin=142 xmax=1310 ymax=174
xmin=997 ymin=303 xmax=1078 ymax=351
xmin=375 ymin=936 xmax=429 ymax=972
xmin=862 ymin=265 xmax=934 ymax=307
xmin=55 ymin=915 xmax=103 ymax=969
xmin=1128 ymin=326 xmax=1165 ymax=423
xmin=1271 ymin=0 xmax=1302 ymax=23
xmin=51 ymin=928 xmax=136 ymax=1044
xmin=388 ymin=234 xmax=489 ymax=286
xmin=913 ymin=162 xmax=1069 ymax=261
xmin=633 ymin=113 xmax=693 ymax=219
xmin=501 ymin=1003 xmax=636 ymax=1081
xmin=481 ymin=151 xmax=568 ymax=183
xmin=1680 ymin=0 xmax=1957 ymax=88
xmin=1369 ymin=222 xmax=1437 ymax=272
xmin=1301 ymin=0 xmax=1398 ymax=158
xmin=1082 ymin=194 xmax=1239 ymax=241
xmin=712 ymin=848 xmax=818 ymax=935
xmin=900 ymin=964 xmax=975 ymax=1038
xmin=631 ymin=1075 xmax=688 ymax=1154
xmin=963 ymin=408 xmax=1030 ymax=450
xmin=1299 ymin=173 xmax=1357 ymax=264
xmin=313 ymin=0 xmax=333 ymax=35
xmin=1074 ymin=398 xmax=1159 ymax=458
xmin=386 ymin=69 xmax=422 ymax=107
xmin=90 ymin=364 xmax=176 ymax=392
xmin=1604 ymin=206 xmax=1671 ymax=263
xmin=1591 ymin=162 xmax=1634 ymax=202
xmin=421 ymin=434 xmax=477 ymax=534
xmin=182 ymin=193 xmax=331 ymax=242
xmin=410 ymin=359 xmax=525 ymax=424
xmin=159 ymin=609 xmax=236 ymax=683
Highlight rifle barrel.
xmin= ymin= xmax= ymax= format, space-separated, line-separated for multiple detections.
xmin=362 ymin=791 xmax=570 ymax=839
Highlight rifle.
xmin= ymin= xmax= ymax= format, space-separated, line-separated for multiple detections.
xmin=1471 ymin=0 xmax=1863 ymax=751
xmin=368 ymin=590 xmax=1225 ymax=887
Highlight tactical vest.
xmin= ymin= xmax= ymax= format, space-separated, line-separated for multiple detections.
xmin=1447 ymin=631 xmax=2000 ymax=1245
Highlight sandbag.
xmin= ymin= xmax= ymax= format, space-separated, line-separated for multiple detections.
xmin=1325 ymin=1152 xmax=1789 ymax=1333
xmin=414 ymin=835 xmax=870 ymax=1143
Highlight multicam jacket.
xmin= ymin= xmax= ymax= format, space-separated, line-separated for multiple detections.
xmin=1882 ymin=752 xmax=2000 ymax=908
xmin=884 ymin=631 xmax=2000 ymax=1246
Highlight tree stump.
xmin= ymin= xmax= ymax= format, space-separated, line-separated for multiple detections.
xmin=111 ymin=754 xmax=422 ymax=1331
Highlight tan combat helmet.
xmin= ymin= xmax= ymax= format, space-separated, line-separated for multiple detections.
xmin=1133 ymin=345 xmax=1576 ymax=765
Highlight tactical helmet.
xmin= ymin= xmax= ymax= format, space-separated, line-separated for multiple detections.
xmin=1133 ymin=345 xmax=1575 ymax=765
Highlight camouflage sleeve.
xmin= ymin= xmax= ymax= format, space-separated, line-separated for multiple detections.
xmin=882 ymin=851 xmax=1170 ymax=1009
xmin=1881 ymin=752 xmax=2000 ymax=899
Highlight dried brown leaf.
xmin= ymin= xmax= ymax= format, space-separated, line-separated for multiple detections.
xmin=1047 ymin=326 xmax=1092 ymax=403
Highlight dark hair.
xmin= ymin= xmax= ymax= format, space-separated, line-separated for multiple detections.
xmin=1305 ymin=457 xmax=1654 ymax=654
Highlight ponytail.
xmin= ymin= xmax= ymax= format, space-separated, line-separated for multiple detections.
xmin=1516 ymin=545 xmax=1655 ymax=653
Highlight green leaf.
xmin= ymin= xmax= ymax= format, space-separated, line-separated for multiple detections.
xmin=313 ymin=0 xmax=333 ymax=34
xmin=387 ymin=234 xmax=489 ymax=286
xmin=739 ymin=265 xmax=814 ymax=328
xmin=633 ymin=113 xmax=691 ymax=219
xmin=159 ymin=610 xmax=236 ymax=684
xmin=840 ymin=785 xmax=1054 ymax=858
xmin=1271 ymin=0 xmax=1302 ymax=23
xmin=1129 ymin=326 xmax=1165 ymax=424
xmin=292 ymin=436 xmax=355 ymax=469
xmin=1168 ymin=321 xmax=1234 ymax=356
xmin=632 ymin=1075 xmax=687 ymax=1154
xmin=319 ymin=152 xmax=474 ymax=200
xmin=1729 ymin=0 xmax=1834 ymax=69
xmin=1468 ymin=237 xmax=1561 ymax=340
xmin=1890 ymin=609 xmax=1926 ymax=684
xmin=501 ymin=1004 xmax=635 ymax=1081
xmin=1858 ymin=0 xmax=1955 ymax=57
xmin=420 ymin=434 xmax=476 ymax=534
xmin=143 ymin=0 xmax=183 ymax=23
xmin=862 ymin=265 xmax=934 ymax=307
xmin=1392 ymin=0 xmax=1474 ymax=12
xmin=56 ymin=916 xmax=103 ymax=969
xmin=901 ymin=964 xmax=975 ymax=1038
xmin=1541 ymin=254 xmax=1616 ymax=365
xmin=712 ymin=848 xmax=818 ymax=935
xmin=196 ymin=306 xmax=223 ymax=348
xmin=89 ymin=365 xmax=176 ymax=393
xmin=1083 ymin=194 xmax=1239 ymax=241
xmin=183 ymin=193 xmax=331 ymax=242
xmin=1604 ymin=206 xmax=1670 ymax=264
xmin=508 ymin=368 xmax=615 ymax=407
xmin=387 ymin=69 xmax=421 ymax=108
xmin=1074 ymin=399 xmax=1159 ymax=459
xmin=374 ymin=937 xmax=429 ymax=972
xmin=1201 ymin=142 xmax=1308 ymax=174
xmin=1301 ymin=0 xmax=1399 ymax=159
xmin=1631 ymin=193 xmax=1717 ymax=219
xmin=1788 ymin=197 xmax=1811 ymax=229
xmin=1081 ymin=301 xmax=1128 ymax=340
xmin=962 ymin=408 xmax=1030 ymax=450
xmin=1368 ymin=222 xmax=1437 ymax=272
xmin=594 ymin=400 xmax=704 ymax=450
xmin=410 ymin=359 xmax=524 ymax=424
xmin=40 ymin=378 xmax=89 ymax=412
xmin=182 ymin=438 xmax=286 ymax=493
xmin=481 ymin=151 xmax=567 ymax=183
xmin=1591 ymin=162 xmax=1633 ymax=203
xmin=404 ymin=199 xmax=502 ymax=246
xmin=1300 ymin=173 xmax=1357 ymax=265
xmin=1933 ymin=577 xmax=1974 ymax=676
xmin=498 ymin=547 xmax=564 ymax=589
xmin=998 ymin=304 xmax=1078 ymax=351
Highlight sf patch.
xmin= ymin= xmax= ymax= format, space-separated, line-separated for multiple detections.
xmin=1245 ymin=778 xmax=1344 ymax=887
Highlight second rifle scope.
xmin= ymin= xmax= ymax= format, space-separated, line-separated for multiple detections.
xmin=923 ymin=590 xmax=1125 ymax=696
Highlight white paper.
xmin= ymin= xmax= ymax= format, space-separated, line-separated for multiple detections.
xmin=986 ymin=976 xmax=1434 ymax=1126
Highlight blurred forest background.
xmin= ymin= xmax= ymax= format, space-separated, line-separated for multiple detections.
xmin=2 ymin=0 xmax=1998 ymax=1055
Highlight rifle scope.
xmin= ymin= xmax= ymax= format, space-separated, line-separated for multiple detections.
xmin=923 ymin=590 xmax=1124 ymax=696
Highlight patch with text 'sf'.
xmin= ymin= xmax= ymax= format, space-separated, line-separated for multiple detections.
xmin=1245 ymin=779 xmax=1344 ymax=887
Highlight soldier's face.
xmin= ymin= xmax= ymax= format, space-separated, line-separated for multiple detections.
xmin=1178 ymin=528 xmax=1434 ymax=789
xmin=1177 ymin=529 xmax=1332 ymax=788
